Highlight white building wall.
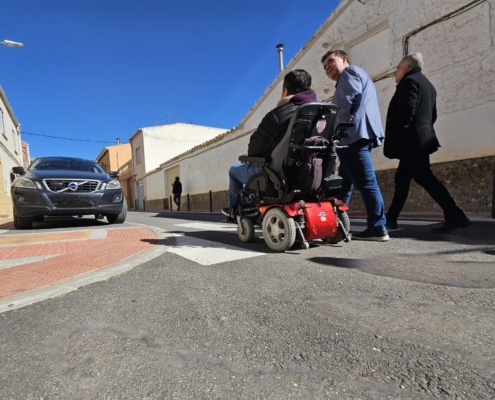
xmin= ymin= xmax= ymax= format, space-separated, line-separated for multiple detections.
xmin=145 ymin=169 xmax=165 ymax=200
xmin=142 ymin=124 xmax=227 ymax=174
xmin=153 ymin=0 xmax=495 ymax=195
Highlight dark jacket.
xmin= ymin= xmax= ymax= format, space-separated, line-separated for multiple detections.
xmin=172 ymin=180 xmax=182 ymax=194
xmin=384 ymin=69 xmax=440 ymax=159
xmin=247 ymin=90 xmax=317 ymax=157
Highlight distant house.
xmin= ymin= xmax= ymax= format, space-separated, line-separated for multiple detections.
xmin=0 ymin=86 xmax=23 ymax=217
xmin=129 ymin=123 xmax=227 ymax=211
xmin=95 ymin=143 xmax=132 ymax=208
xmin=21 ymin=141 xmax=30 ymax=169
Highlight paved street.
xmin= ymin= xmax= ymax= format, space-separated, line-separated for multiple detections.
xmin=0 ymin=211 xmax=494 ymax=399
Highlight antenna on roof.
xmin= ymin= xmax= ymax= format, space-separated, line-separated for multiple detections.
xmin=116 ymin=137 xmax=121 ymax=145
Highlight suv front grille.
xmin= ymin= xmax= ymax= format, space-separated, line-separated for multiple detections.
xmin=50 ymin=195 xmax=94 ymax=208
xmin=44 ymin=179 xmax=100 ymax=193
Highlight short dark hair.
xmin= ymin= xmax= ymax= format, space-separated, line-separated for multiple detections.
xmin=283 ymin=69 xmax=312 ymax=95
xmin=320 ymin=49 xmax=348 ymax=63
xmin=175 ymin=176 xmax=180 ymax=180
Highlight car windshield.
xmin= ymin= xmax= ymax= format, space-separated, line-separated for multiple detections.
xmin=29 ymin=158 xmax=106 ymax=174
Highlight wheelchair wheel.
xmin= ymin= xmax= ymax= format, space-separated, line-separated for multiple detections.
xmin=262 ymin=207 xmax=296 ymax=252
xmin=237 ymin=218 xmax=255 ymax=242
xmin=325 ymin=210 xmax=350 ymax=244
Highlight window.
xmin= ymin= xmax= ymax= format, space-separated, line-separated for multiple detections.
xmin=12 ymin=129 xmax=17 ymax=153
xmin=0 ymin=109 xmax=4 ymax=134
xmin=345 ymin=22 xmax=390 ymax=79
xmin=135 ymin=147 xmax=141 ymax=164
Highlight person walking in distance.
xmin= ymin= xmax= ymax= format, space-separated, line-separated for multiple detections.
xmin=172 ymin=176 xmax=182 ymax=211
xmin=321 ymin=50 xmax=388 ymax=241
xmin=383 ymin=53 xmax=470 ymax=233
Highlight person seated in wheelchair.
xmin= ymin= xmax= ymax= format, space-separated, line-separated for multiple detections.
xmin=222 ymin=69 xmax=317 ymax=219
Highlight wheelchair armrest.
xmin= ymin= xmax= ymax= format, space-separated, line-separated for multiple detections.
xmin=239 ymin=155 xmax=270 ymax=165
xmin=289 ymin=145 xmax=328 ymax=151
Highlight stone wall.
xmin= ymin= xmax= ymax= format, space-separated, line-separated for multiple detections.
xmin=182 ymin=191 xmax=229 ymax=212
xmin=143 ymin=158 xmax=493 ymax=216
xmin=144 ymin=198 xmax=170 ymax=212
xmin=348 ymin=156 xmax=494 ymax=215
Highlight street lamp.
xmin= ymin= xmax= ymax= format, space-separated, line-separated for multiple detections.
xmin=1 ymin=39 xmax=24 ymax=48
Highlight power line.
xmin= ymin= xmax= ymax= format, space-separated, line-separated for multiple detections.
xmin=20 ymin=131 xmax=115 ymax=144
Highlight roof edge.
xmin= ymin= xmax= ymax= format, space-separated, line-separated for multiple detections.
xmin=0 ymin=85 xmax=20 ymax=127
xmin=238 ymin=0 xmax=352 ymax=126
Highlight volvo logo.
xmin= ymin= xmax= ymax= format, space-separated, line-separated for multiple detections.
xmin=68 ymin=182 xmax=79 ymax=191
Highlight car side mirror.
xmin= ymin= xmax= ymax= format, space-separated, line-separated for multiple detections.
xmin=109 ymin=171 xmax=119 ymax=178
xmin=12 ymin=166 xmax=25 ymax=175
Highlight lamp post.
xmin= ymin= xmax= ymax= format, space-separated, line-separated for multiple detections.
xmin=1 ymin=39 xmax=24 ymax=48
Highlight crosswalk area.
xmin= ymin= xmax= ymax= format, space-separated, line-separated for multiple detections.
xmin=167 ymin=219 xmax=438 ymax=266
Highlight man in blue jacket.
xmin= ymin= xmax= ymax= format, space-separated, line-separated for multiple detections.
xmin=321 ymin=50 xmax=388 ymax=241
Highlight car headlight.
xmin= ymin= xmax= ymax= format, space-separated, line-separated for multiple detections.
xmin=13 ymin=177 xmax=36 ymax=188
xmin=105 ymin=180 xmax=121 ymax=189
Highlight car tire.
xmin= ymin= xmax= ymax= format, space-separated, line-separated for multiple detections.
xmin=107 ymin=201 xmax=127 ymax=224
xmin=14 ymin=213 xmax=33 ymax=230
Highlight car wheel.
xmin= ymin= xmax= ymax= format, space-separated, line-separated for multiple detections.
xmin=237 ymin=217 xmax=255 ymax=242
xmin=262 ymin=207 xmax=296 ymax=252
xmin=325 ymin=210 xmax=350 ymax=244
xmin=107 ymin=200 xmax=127 ymax=224
xmin=33 ymin=215 xmax=44 ymax=223
xmin=14 ymin=213 xmax=33 ymax=230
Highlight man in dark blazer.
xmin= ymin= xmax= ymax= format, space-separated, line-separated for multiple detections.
xmin=384 ymin=53 xmax=470 ymax=233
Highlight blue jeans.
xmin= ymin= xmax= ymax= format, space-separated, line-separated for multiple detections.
xmin=228 ymin=163 xmax=260 ymax=207
xmin=336 ymin=139 xmax=386 ymax=230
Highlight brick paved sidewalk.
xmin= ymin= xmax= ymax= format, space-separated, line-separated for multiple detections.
xmin=0 ymin=227 xmax=157 ymax=300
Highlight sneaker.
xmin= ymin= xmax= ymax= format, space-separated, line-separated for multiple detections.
xmin=432 ymin=216 xmax=471 ymax=233
xmin=352 ymin=228 xmax=389 ymax=242
xmin=385 ymin=217 xmax=398 ymax=230
xmin=221 ymin=207 xmax=232 ymax=217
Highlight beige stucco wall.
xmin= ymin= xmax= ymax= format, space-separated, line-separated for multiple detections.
xmin=130 ymin=131 xmax=146 ymax=180
xmin=0 ymin=86 xmax=22 ymax=217
xmin=148 ymin=0 xmax=495 ymax=200
xmin=96 ymin=144 xmax=131 ymax=173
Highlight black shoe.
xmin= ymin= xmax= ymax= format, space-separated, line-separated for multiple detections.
xmin=432 ymin=216 xmax=471 ymax=233
xmin=222 ymin=207 xmax=232 ymax=217
xmin=352 ymin=228 xmax=389 ymax=242
xmin=385 ymin=217 xmax=398 ymax=230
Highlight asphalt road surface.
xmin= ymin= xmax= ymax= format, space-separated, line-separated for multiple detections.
xmin=1 ymin=211 xmax=494 ymax=399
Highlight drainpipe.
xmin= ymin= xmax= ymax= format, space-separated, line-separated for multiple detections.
xmin=276 ymin=43 xmax=284 ymax=72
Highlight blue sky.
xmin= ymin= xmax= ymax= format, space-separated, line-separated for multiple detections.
xmin=1 ymin=0 xmax=340 ymax=160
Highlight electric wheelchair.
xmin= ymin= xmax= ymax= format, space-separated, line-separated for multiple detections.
xmin=231 ymin=102 xmax=354 ymax=252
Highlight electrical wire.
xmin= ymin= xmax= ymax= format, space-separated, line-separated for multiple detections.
xmin=21 ymin=131 xmax=116 ymax=144
xmin=402 ymin=0 xmax=487 ymax=55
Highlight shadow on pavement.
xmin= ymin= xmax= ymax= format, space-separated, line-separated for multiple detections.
xmin=384 ymin=220 xmax=495 ymax=246
xmin=308 ymin=253 xmax=495 ymax=289
xmin=150 ymin=211 xmax=225 ymax=224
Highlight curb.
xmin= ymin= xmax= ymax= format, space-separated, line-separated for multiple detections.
xmin=0 ymin=224 xmax=174 ymax=313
